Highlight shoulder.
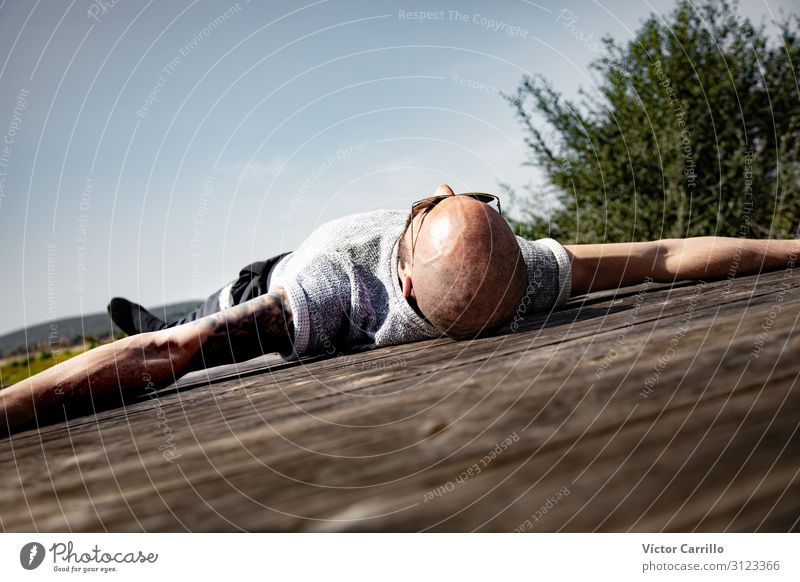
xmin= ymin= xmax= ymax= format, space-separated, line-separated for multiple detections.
xmin=314 ymin=209 xmax=406 ymax=232
xmin=517 ymin=237 xmax=571 ymax=270
xmin=291 ymin=209 xmax=407 ymax=261
xmin=516 ymin=237 xmax=572 ymax=308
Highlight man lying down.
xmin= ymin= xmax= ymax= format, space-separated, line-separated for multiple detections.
xmin=1 ymin=184 xmax=798 ymax=435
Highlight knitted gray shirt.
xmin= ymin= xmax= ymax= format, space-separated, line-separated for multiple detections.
xmin=268 ymin=209 xmax=571 ymax=359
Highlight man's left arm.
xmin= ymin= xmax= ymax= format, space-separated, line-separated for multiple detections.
xmin=565 ymin=236 xmax=800 ymax=296
xmin=0 ymin=288 xmax=293 ymax=436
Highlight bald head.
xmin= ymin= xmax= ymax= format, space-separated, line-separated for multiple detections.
xmin=410 ymin=195 xmax=527 ymax=339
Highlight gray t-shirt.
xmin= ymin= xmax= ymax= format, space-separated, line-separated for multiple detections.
xmin=268 ymin=209 xmax=571 ymax=359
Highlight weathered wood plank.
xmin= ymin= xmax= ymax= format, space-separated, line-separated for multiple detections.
xmin=1 ymin=270 xmax=798 ymax=531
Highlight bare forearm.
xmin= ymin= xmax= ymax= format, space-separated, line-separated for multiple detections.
xmin=660 ymin=236 xmax=800 ymax=281
xmin=565 ymin=236 xmax=800 ymax=295
xmin=0 ymin=290 xmax=293 ymax=436
xmin=0 ymin=332 xmax=191 ymax=435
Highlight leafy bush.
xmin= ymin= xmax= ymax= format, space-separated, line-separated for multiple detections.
xmin=506 ymin=0 xmax=800 ymax=243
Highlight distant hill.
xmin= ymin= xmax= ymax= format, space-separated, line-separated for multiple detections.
xmin=0 ymin=301 xmax=200 ymax=357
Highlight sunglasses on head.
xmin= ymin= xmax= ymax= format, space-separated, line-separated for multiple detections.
xmin=410 ymin=192 xmax=501 ymax=218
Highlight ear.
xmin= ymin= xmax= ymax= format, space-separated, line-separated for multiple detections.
xmin=434 ymin=184 xmax=455 ymax=197
xmin=401 ymin=274 xmax=414 ymax=299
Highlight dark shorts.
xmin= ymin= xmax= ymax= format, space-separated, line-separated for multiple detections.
xmin=227 ymin=252 xmax=292 ymax=306
xmin=171 ymin=252 xmax=292 ymax=326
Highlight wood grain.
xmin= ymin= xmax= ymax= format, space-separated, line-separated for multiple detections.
xmin=1 ymin=269 xmax=798 ymax=531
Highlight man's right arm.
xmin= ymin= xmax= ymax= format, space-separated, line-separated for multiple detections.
xmin=564 ymin=237 xmax=800 ymax=296
xmin=0 ymin=288 xmax=293 ymax=436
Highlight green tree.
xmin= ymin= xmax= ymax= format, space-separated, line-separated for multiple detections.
xmin=506 ymin=0 xmax=800 ymax=243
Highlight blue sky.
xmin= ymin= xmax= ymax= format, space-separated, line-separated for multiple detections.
xmin=0 ymin=0 xmax=796 ymax=335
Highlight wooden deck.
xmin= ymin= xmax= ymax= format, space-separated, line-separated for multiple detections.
xmin=1 ymin=270 xmax=799 ymax=532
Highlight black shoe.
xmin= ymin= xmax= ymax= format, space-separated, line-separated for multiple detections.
xmin=107 ymin=297 xmax=167 ymax=335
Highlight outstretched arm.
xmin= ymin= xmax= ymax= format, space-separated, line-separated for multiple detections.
xmin=565 ymin=236 xmax=800 ymax=296
xmin=0 ymin=288 xmax=293 ymax=436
